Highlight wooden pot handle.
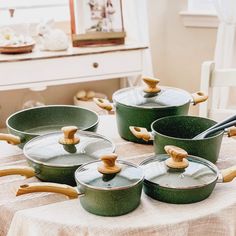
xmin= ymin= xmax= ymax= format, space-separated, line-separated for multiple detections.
xmin=98 ymin=153 xmax=121 ymax=174
xmin=191 ymin=91 xmax=208 ymax=105
xmin=16 ymin=182 xmax=79 ymax=199
xmin=93 ymin=98 xmax=113 ymax=111
xmin=221 ymin=166 xmax=236 ymax=182
xmin=59 ymin=126 xmax=80 ymax=145
xmin=227 ymin=127 xmax=236 ymax=137
xmin=164 ymin=145 xmax=189 ymax=169
xmin=142 ymin=76 xmax=161 ymax=93
xmin=129 ymin=126 xmax=151 ymax=142
xmin=0 ymin=166 xmax=35 ymax=178
xmin=0 ymin=133 xmax=21 ymax=145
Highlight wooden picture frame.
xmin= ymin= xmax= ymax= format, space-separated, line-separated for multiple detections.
xmin=69 ymin=0 xmax=125 ymax=47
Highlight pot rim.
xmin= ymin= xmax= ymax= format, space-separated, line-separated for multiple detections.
xmin=75 ymin=160 xmax=144 ymax=191
xmin=112 ymin=86 xmax=191 ymax=110
xmin=140 ymin=154 xmax=219 ymax=190
xmin=23 ymin=130 xmax=116 ymax=168
xmin=151 ymin=115 xmax=224 ymax=141
xmin=6 ymin=105 xmax=99 ymax=136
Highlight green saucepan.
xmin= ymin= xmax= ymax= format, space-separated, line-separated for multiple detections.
xmin=0 ymin=126 xmax=115 ymax=186
xmin=130 ymin=115 xmax=236 ymax=163
xmin=94 ymin=77 xmax=208 ymax=144
xmin=0 ymin=105 xmax=99 ymax=149
xmin=140 ymin=145 xmax=236 ymax=204
xmin=15 ymin=154 xmax=144 ymax=216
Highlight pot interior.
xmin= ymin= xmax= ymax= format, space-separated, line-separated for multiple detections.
xmin=7 ymin=105 xmax=98 ymax=135
xmin=152 ymin=116 xmax=217 ymax=139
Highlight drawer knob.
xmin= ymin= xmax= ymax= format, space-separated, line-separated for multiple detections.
xmin=93 ymin=62 xmax=99 ymax=68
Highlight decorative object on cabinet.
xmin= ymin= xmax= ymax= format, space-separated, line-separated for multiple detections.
xmin=36 ymin=19 xmax=69 ymax=51
xmin=69 ymin=0 xmax=125 ymax=47
xmin=0 ymin=27 xmax=35 ymax=54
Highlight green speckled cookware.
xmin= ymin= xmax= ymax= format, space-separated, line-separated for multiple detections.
xmin=23 ymin=126 xmax=115 ymax=186
xmin=94 ymin=77 xmax=208 ymax=144
xmin=16 ymin=154 xmax=144 ymax=216
xmin=0 ymin=105 xmax=99 ymax=149
xmin=140 ymin=145 xmax=236 ymax=204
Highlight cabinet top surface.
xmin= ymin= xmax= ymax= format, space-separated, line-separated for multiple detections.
xmin=0 ymin=43 xmax=148 ymax=63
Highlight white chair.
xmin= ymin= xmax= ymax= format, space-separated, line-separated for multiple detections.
xmin=199 ymin=61 xmax=236 ymax=121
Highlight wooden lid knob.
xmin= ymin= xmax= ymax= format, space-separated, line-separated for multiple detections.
xmin=143 ymin=76 xmax=161 ymax=93
xmin=59 ymin=126 xmax=80 ymax=145
xmin=164 ymin=145 xmax=189 ymax=169
xmin=98 ymin=154 xmax=121 ymax=174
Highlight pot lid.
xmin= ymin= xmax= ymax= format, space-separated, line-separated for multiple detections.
xmin=24 ymin=126 xmax=115 ymax=167
xmin=113 ymin=78 xmax=191 ymax=108
xmin=140 ymin=146 xmax=218 ymax=189
xmin=75 ymin=154 xmax=144 ymax=190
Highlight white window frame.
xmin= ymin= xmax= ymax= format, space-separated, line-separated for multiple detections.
xmin=179 ymin=0 xmax=218 ymax=28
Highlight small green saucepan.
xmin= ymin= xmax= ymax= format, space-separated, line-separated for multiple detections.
xmin=16 ymin=154 xmax=144 ymax=216
xmin=140 ymin=145 xmax=236 ymax=204
xmin=0 ymin=126 xmax=115 ymax=186
xmin=0 ymin=105 xmax=99 ymax=149
xmin=130 ymin=115 xmax=236 ymax=163
xmin=94 ymin=77 xmax=208 ymax=144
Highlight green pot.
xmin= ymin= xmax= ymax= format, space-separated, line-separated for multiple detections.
xmin=140 ymin=145 xmax=236 ymax=204
xmin=94 ymin=77 xmax=207 ymax=144
xmin=16 ymin=155 xmax=144 ymax=216
xmin=1 ymin=105 xmax=99 ymax=149
xmin=23 ymin=126 xmax=115 ymax=186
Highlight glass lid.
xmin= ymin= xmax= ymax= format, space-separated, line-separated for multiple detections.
xmin=113 ymin=78 xmax=191 ymax=108
xmin=75 ymin=154 xmax=144 ymax=190
xmin=140 ymin=146 xmax=218 ymax=189
xmin=24 ymin=126 xmax=115 ymax=167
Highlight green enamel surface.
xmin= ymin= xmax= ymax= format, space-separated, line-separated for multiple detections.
xmin=143 ymin=180 xmax=216 ymax=204
xmin=152 ymin=116 xmax=224 ymax=163
xmin=116 ymin=103 xmax=190 ymax=144
xmin=78 ymin=181 xmax=143 ymax=216
xmin=6 ymin=105 xmax=98 ymax=148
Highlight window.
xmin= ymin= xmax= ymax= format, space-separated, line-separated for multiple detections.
xmin=0 ymin=0 xmax=70 ymax=26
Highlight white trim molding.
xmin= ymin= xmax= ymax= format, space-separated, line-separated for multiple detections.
xmin=179 ymin=11 xmax=219 ymax=28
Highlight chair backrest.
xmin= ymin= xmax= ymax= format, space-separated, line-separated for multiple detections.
xmin=199 ymin=61 xmax=236 ymax=121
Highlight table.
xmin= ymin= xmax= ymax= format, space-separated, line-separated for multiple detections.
xmin=0 ymin=115 xmax=236 ymax=236
xmin=0 ymin=44 xmax=148 ymax=91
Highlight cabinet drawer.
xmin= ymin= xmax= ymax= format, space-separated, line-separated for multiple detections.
xmin=0 ymin=50 xmax=142 ymax=87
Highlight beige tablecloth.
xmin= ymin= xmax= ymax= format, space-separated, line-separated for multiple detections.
xmin=0 ymin=115 xmax=236 ymax=236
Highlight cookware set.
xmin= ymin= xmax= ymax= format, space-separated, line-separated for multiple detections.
xmin=1 ymin=76 xmax=236 ymax=216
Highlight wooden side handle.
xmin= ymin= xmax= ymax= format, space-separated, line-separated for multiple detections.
xmin=0 ymin=166 xmax=35 ymax=178
xmin=227 ymin=127 xmax=236 ymax=137
xmin=142 ymin=76 xmax=161 ymax=93
xmin=222 ymin=166 xmax=236 ymax=182
xmin=93 ymin=98 xmax=113 ymax=111
xmin=98 ymin=153 xmax=121 ymax=174
xmin=129 ymin=126 xmax=151 ymax=142
xmin=16 ymin=182 xmax=79 ymax=199
xmin=164 ymin=145 xmax=189 ymax=169
xmin=191 ymin=91 xmax=208 ymax=105
xmin=0 ymin=133 xmax=21 ymax=145
xmin=59 ymin=126 xmax=80 ymax=145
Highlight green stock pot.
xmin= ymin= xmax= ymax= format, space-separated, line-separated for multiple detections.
xmin=94 ymin=77 xmax=208 ymax=144
xmin=16 ymin=154 xmax=144 ymax=216
xmin=140 ymin=145 xmax=236 ymax=204
xmin=0 ymin=105 xmax=99 ymax=149
xmin=0 ymin=126 xmax=115 ymax=186
xmin=130 ymin=115 xmax=236 ymax=163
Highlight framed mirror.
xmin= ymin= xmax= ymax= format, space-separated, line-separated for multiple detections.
xmin=69 ymin=0 xmax=125 ymax=47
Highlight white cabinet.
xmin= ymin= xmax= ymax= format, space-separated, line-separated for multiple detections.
xmin=0 ymin=44 xmax=147 ymax=90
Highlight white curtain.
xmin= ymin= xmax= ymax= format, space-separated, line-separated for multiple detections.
xmin=213 ymin=0 xmax=236 ymax=108
xmin=122 ymin=0 xmax=153 ymax=85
